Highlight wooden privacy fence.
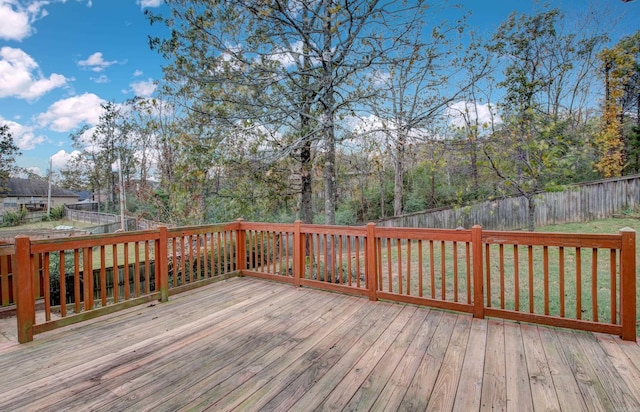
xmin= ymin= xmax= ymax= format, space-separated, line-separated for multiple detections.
xmin=11 ymin=220 xmax=637 ymax=343
xmin=379 ymin=174 xmax=640 ymax=230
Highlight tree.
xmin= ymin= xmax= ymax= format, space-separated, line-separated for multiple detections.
xmin=363 ymin=4 xmax=477 ymax=216
xmin=486 ymin=8 xmax=606 ymax=231
xmin=148 ymin=0 xmax=428 ymax=225
xmin=0 ymin=124 xmax=20 ymax=194
xmin=597 ymin=31 xmax=640 ymax=176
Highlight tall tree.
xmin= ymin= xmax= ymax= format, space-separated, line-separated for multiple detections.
xmin=364 ymin=4 xmax=476 ymax=216
xmin=0 ymin=124 xmax=20 ymax=194
xmin=147 ymin=0 xmax=426 ymax=224
xmin=597 ymin=31 xmax=640 ymax=176
xmin=486 ymin=8 xmax=606 ymax=231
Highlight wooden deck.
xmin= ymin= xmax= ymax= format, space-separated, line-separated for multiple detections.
xmin=1 ymin=277 xmax=639 ymax=411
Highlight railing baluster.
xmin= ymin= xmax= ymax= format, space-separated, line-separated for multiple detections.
xmin=135 ymin=242 xmax=142 ymax=293
xmin=466 ymin=242 xmax=471 ymax=304
xmin=576 ymin=248 xmax=582 ymax=320
xmin=440 ymin=241 xmax=446 ymax=301
xmin=386 ymin=239 xmax=392 ymax=292
xmin=559 ymin=247 xmax=565 ymax=318
xmin=84 ymin=247 xmax=93 ymax=310
xmin=406 ymin=239 xmax=411 ymax=296
xmin=592 ymin=248 xmax=598 ymax=322
xmin=112 ymin=244 xmax=118 ymax=304
xmin=453 ymin=241 xmax=458 ymax=302
xmin=514 ymin=245 xmax=519 ymax=311
xmin=100 ymin=245 xmax=107 ymax=306
xmin=499 ymin=244 xmax=505 ymax=309
xmin=543 ymin=246 xmax=549 ymax=315
xmin=195 ymin=235 xmax=201 ymax=281
xmin=485 ymin=243 xmax=490 ymax=307
xmin=610 ymin=249 xmax=616 ymax=325
xmin=74 ymin=249 xmax=81 ymax=313
xmin=43 ymin=252 xmax=51 ymax=322
xmin=123 ymin=243 xmax=130 ymax=300
xmin=418 ymin=240 xmax=423 ymax=298
xmin=528 ymin=245 xmax=534 ymax=314
xmin=397 ymin=239 xmax=402 ymax=295
xmin=60 ymin=250 xmax=66 ymax=317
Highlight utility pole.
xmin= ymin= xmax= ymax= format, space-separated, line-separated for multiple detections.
xmin=118 ymin=153 xmax=126 ymax=231
xmin=47 ymin=157 xmax=52 ymax=219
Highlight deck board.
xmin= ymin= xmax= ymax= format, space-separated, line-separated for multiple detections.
xmin=0 ymin=276 xmax=639 ymax=411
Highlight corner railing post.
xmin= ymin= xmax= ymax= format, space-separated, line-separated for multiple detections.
xmin=293 ymin=220 xmax=302 ymax=287
xmin=157 ymin=226 xmax=169 ymax=302
xmin=366 ymin=222 xmax=378 ymax=301
xmin=472 ymin=225 xmax=484 ymax=319
xmin=620 ymin=227 xmax=636 ymax=341
xmin=15 ymin=235 xmax=34 ymax=343
xmin=236 ymin=219 xmax=246 ymax=273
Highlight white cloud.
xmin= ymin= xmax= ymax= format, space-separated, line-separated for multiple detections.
xmin=91 ymin=74 xmax=109 ymax=83
xmin=133 ymin=69 xmax=143 ymax=77
xmin=0 ymin=47 xmax=68 ymax=100
xmin=78 ymin=52 xmax=118 ymax=72
xmin=137 ymin=0 xmax=163 ymax=8
xmin=37 ymin=93 xmax=106 ymax=132
xmin=0 ymin=0 xmax=32 ymax=40
xmin=51 ymin=149 xmax=81 ymax=169
xmin=130 ymin=78 xmax=156 ymax=97
xmin=0 ymin=116 xmax=47 ymax=150
xmin=446 ymin=101 xmax=502 ymax=130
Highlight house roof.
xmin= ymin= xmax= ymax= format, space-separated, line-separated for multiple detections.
xmin=1 ymin=178 xmax=78 ymax=198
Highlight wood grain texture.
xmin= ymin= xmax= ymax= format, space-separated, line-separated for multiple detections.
xmin=0 ymin=276 xmax=639 ymax=411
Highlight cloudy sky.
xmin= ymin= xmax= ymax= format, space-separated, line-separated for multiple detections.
xmin=0 ymin=0 xmax=165 ymax=175
xmin=1 ymin=0 xmax=638 ymax=175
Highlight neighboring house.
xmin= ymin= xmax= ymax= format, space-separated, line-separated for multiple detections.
xmin=0 ymin=178 xmax=79 ymax=214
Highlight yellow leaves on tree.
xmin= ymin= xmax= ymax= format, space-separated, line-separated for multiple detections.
xmin=596 ymin=43 xmax=637 ymax=177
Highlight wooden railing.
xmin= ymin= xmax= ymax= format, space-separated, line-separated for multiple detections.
xmin=10 ymin=220 xmax=637 ymax=343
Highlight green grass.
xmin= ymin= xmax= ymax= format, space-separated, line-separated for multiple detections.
xmin=0 ymin=219 xmax=95 ymax=233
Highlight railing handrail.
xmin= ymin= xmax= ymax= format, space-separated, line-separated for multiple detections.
xmin=9 ymin=220 xmax=637 ymax=343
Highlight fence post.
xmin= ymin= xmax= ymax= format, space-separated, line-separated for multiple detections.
xmin=236 ymin=219 xmax=247 ymax=273
xmin=620 ymin=227 xmax=636 ymax=341
xmin=15 ymin=235 xmax=34 ymax=343
xmin=366 ymin=222 xmax=378 ymax=301
xmin=293 ymin=220 xmax=302 ymax=287
xmin=472 ymin=225 xmax=484 ymax=319
xmin=157 ymin=226 xmax=169 ymax=302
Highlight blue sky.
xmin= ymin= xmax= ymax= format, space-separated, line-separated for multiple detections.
xmin=1 ymin=0 xmax=638 ymax=176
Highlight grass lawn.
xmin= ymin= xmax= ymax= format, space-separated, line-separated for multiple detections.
xmin=0 ymin=219 xmax=95 ymax=236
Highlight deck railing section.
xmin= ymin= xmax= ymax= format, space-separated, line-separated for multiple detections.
xmin=240 ymin=222 xmax=295 ymax=284
xmin=0 ymin=242 xmax=16 ymax=306
xmin=481 ymin=229 xmax=636 ymax=338
xmin=13 ymin=224 xmax=242 ymax=343
xmin=12 ymin=221 xmax=637 ymax=343
xmin=373 ymin=226 xmax=476 ymax=315
xmin=166 ymin=224 xmax=239 ymax=293
xmin=298 ymin=223 xmax=369 ymax=296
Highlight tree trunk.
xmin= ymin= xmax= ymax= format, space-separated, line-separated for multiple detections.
xmin=300 ymin=140 xmax=313 ymax=224
xmin=323 ymin=111 xmax=336 ymax=225
xmin=322 ymin=0 xmax=336 ymax=225
xmin=393 ymin=132 xmax=405 ymax=216
xmin=526 ymin=194 xmax=536 ymax=232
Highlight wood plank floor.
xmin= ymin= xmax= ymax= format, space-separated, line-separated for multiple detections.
xmin=1 ymin=276 xmax=639 ymax=411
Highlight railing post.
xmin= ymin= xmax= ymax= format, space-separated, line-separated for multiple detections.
xmin=157 ymin=226 xmax=169 ymax=303
xmin=620 ymin=227 xmax=636 ymax=341
xmin=236 ymin=219 xmax=247 ymax=273
xmin=293 ymin=220 xmax=302 ymax=287
xmin=15 ymin=235 xmax=34 ymax=343
xmin=472 ymin=225 xmax=484 ymax=319
xmin=366 ymin=222 xmax=378 ymax=301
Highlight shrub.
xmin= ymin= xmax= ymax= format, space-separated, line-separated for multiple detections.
xmin=1 ymin=208 xmax=27 ymax=227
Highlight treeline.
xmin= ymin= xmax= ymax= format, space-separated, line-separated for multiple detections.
xmin=40 ymin=2 xmax=639 ymax=231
